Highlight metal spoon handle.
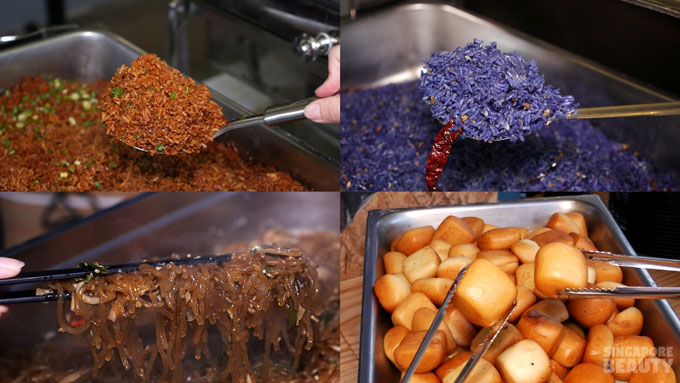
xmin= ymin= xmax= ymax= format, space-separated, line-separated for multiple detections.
xmin=571 ymin=101 xmax=680 ymax=119
xmin=263 ymin=97 xmax=317 ymax=126
xmin=214 ymin=98 xmax=317 ymax=138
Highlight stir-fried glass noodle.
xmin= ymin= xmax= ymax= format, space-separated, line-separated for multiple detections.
xmin=0 ymin=232 xmax=338 ymax=383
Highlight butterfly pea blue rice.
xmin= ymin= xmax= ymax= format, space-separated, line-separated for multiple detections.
xmin=420 ymin=40 xmax=577 ymax=142
xmin=340 ymin=81 xmax=673 ymax=191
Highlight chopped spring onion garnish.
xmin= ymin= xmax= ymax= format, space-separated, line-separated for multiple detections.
xmin=110 ymin=87 xmax=124 ymax=98
xmin=78 ymin=261 xmax=110 ymax=275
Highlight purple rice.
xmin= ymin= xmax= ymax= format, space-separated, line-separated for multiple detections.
xmin=420 ymin=40 xmax=577 ymax=142
xmin=340 ymin=81 xmax=674 ymax=191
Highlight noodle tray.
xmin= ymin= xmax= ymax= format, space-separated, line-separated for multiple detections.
xmin=0 ymin=193 xmax=340 ymax=382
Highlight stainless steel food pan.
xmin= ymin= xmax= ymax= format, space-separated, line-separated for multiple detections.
xmin=0 ymin=29 xmax=338 ymax=190
xmin=0 ymin=192 xmax=339 ymax=349
xmin=359 ymin=194 xmax=680 ymax=382
xmin=341 ymin=2 xmax=680 ymax=184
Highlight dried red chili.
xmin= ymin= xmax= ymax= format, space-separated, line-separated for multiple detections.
xmin=425 ymin=119 xmax=462 ymax=190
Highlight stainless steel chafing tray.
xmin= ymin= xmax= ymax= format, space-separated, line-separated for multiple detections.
xmin=341 ymin=2 xmax=680 ymax=185
xmin=359 ymin=194 xmax=680 ymax=382
xmin=0 ymin=192 xmax=339 ymax=349
xmin=0 ymin=29 xmax=338 ymax=191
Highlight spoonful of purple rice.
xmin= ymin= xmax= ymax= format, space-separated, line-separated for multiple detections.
xmin=420 ymin=39 xmax=680 ymax=143
xmin=420 ymin=39 xmax=576 ymax=143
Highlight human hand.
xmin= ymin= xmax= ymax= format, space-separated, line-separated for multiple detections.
xmin=304 ymin=45 xmax=340 ymax=124
xmin=0 ymin=257 xmax=25 ymax=318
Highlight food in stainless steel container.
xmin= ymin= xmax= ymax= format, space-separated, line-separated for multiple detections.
xmin=0 ymin=76 xmax=305 ymax=191
xmin=1 ymin=232 xmax=338 ymax=383
xmin=359 ymin=195 xmax=680 ymax=382
xmin=0 ymin=193 xmax=340 ymax=383
xmin=0 ymin=29 xmax=338 ymax=191
xmin=340 ymin=4 xmax=679 ymax=192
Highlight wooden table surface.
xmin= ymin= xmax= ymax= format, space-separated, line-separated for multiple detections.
xmin=338 ymin=192 xmax=680 ymax=383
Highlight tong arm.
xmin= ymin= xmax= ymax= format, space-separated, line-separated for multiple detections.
xmin=558 ymin=286 xmax=680 ymax=300
xmin=454 ymin=300 xmax=517 ymax=383
xmin=583 ymin=250 xmax=680 ymax=273
xmin=401 ymin=265 xmax=469 ymax=383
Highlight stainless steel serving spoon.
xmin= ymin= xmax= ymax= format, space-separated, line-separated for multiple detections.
xmin=127 ymin=98 xmax=317 ymax=152
xmin=457 ymin=100 xmax=680 ymax=142
xmin=212 ymin=97 xmax=317 ymax=138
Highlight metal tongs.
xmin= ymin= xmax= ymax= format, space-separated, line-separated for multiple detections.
xmin=0 ymin=245 xmax=300 ymax=305
xmin=556 ymin=250 xmax=680 ymax=299
xmin=401 ymin=265 xmax=518 ymax=383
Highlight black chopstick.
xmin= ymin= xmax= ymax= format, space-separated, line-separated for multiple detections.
xmin=0 ymin=253 xmax=236 ymax=305
xmin=0 ymin=253 xmax=235 ymax=286
xmin=0 ymin=290 xmax=70 ymax=304
xmin=0 ymin=246 xmax=300 ymax=306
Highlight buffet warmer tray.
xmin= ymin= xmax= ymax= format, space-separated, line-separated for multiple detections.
xmin=341 ymin=2 xmax=680 ymax=185
xmin=359 ymin=194 xmax=680 ymax=382
xmin=0 ymin=192 xmax=339 ymax=349
xmin=0 ymin=29 xmax=338 ymax=190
